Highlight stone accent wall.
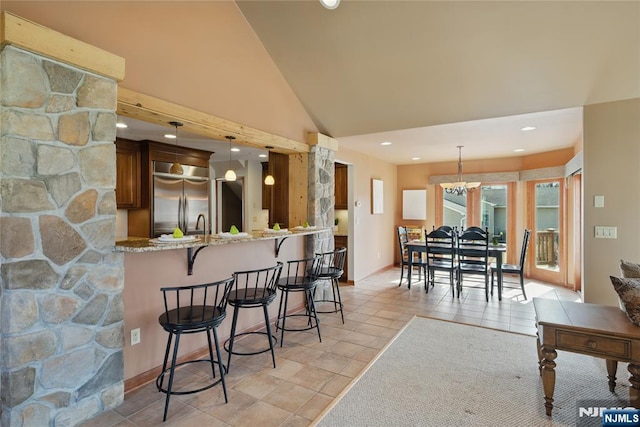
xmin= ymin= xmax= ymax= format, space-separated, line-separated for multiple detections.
xmin=0 ymin=46 xmax=123 ymax=426
xmin=307 ymin=145 xmax=335 ymax=256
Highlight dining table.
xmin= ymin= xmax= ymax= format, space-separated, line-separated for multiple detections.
xmin=406 ymin=240 xmax=508 ymax=300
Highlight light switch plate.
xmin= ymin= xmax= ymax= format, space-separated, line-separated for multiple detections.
xmin=594 ymin=195 xmax=604 ymax=208
xmin=595 ymin=226 xmax=617 ymax=239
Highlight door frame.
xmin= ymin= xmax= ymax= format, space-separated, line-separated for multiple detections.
xmin=526 ymin=179 xmax=566 ymax=286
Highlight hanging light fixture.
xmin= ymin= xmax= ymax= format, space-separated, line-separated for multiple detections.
xmin=168 ymin=121 xmax=184 ymax=175
xmin=224 ymin=135 xmax=237 ymax=181
xmin=264 ymin=145 xmax=275 ymax=186
xmin=440 ymin=146 xmax=481 ymax=196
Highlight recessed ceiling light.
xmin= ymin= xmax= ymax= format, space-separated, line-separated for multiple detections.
xmin=164 ymin=133 xmax=176 ymax=139
xmin=521 ymin=126 xmax=536 ymax=131
xmin=514 ymin=148 xmax=525 ymax=152
xmin=380 ymin=141 xmax=392 ymax=146
xmin=116 ymin=122 xmax=128 ymax=129
xmin=231 ymin=148 xmax=240 ymax=152
xmin=258 ymin=154 xmax=268 ymax=158
xmin=320 ymin=0 xmax=340 ymax=10
xmin=411 ymin=157 xmax=421 ymax=160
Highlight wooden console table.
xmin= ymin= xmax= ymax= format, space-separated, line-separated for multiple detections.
xmin=533 ymin=298 xmax=640 ymax=416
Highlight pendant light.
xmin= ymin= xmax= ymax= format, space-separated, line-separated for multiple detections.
xmin=440 ymin=146 xmax=481 ymax=195
xmin=168 ymin=121 xmax=184 ymax=175
xmin=224 ymin=135 xmax=237 ymax=181
xmin=264 ymin=145 xmax=275 ymax=186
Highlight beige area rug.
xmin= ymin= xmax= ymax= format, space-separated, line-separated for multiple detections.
xmin=313 ymin=316 xmax=632 ymax=427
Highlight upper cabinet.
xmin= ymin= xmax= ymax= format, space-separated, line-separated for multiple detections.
xmin=261 ymin=162 xmax=271 ymax=210
xmin=115 ymin=138 xmax=141 ymax=209
xmin=267 ymin=152 xmax=289 ymax=227
xmin=335 ymin=163 xmax=348 ymax=210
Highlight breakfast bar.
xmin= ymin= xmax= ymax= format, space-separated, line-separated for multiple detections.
xmin=116 ymin=228 xmax=325 ymax=274
xmin=116 ymin=228 xmax=328 ymax=387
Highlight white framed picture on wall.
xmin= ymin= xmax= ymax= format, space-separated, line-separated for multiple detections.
xmin=402 ymin=189 xmax=427 ymax=220
xmin=372 ymin=179 xmax=383 ymax=214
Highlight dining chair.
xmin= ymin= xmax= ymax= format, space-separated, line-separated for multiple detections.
xmin=457 ymin=228 xmax=490 ymax=301
xmin=425 ymin=228 xmax=457 ymax=295
xmin=397 ymin=226 xmax=423 ymax=287
xmin=434 ymin=225 xmax=454 ymax=234
xmin=491 ymin=229 xmax=531 ymax=299
xmin=464 ymin=226 xmax=488 ymax=235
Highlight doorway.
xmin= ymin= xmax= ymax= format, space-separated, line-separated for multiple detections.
xmin=527 ymin=179 xmax=564 ymax=285
xmin=217 ymin=178 xmax=244 ymax=233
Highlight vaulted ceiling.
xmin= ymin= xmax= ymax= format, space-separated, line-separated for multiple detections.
xmin=237 ymin=1 xmax=640 ymax=163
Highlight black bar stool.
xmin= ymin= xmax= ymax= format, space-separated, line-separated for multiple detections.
xmin=275 ymin=255 xmax=323 ymax=347
xmin=224 ymin=262 xmax=283 ymax=372
xmin=314 ymin=247 xmax=347 ymax=323
xmin=156 ymin=277 xmax=234 ymax=422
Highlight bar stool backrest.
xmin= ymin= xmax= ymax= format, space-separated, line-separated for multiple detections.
xmin=231 ymin=262 xmax=284 ymax=307
xmin=316 ymin=247 xmax=347 ymax=279
xmin=283 ymin=255 xmax=323 ymax=286
xmin=159 ymin=277 xmax=235 ymax=332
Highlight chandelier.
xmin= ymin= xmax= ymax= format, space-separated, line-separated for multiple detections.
xmin=440 ymin=146 xmax=480 ymax=196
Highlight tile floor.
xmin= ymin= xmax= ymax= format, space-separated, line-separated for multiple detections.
xmin=81 ymin=268 xmax=580 ymax=427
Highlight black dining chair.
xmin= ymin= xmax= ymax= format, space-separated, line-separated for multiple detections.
xmin=275 ymin=255 xmax=323 ymax=346
xmin=464 ymin=226 xmax=488 ymax=235
xmin=397 ymin=226 xmax=423 ymax=287
xmin=457 ymin=228 xmax=490 ymax=301
xmin=425 ymin=228 xmax=457 ymax=295
xmin=225 ymin=262 xmax=283 ymax=372
xmin=491 ymin=229 xmax=531 ymax=300
xmin=434 ymin=225 xmax=454 ymax=234
xmin=156 ymin=277 xmax=234 ymax=422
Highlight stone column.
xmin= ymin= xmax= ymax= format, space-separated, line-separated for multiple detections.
xmin=1 ymin=46 xmax=123 ymax=426
xmin=307 ymin=144 xmax=336 ymax=256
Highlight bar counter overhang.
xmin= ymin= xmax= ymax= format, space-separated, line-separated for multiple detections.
xmin=117 ymin=228 xmax=328 ymax=387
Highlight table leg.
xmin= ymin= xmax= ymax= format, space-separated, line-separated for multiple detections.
xmin=536 ymin=330 xmax=543 ymax=376
xmin=407 ymin=247 xmax=413 ymax=289
xmin=606 ymin=359 xmax=618 ymax=392
xmin=497 ymin=251 xmax=503 ymax=301
xmin=541 ymin=346 xmax=557 ymax=416
xmin=628 ymin=363 xmax=640 ymax=409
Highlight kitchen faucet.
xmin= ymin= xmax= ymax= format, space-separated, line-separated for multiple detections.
xmin=196 ymin=214 xmax=207 ymax=238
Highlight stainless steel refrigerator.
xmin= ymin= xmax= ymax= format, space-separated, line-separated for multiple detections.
xmin=152 ymin=161 xmax=210 ymax=237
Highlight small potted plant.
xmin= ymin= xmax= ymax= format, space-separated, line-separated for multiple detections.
xmin=333 ymin=218 xmax=339 ymax=232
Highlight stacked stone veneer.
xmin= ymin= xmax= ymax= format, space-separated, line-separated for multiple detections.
xmin=0 ymin=46 xmax=123 ymax=426
xmin=307 ymin=144 xmax=335 ymax=256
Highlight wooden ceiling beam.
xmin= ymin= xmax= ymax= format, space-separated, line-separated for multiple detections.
xmin=117 ymin=87 xmax=310 ymax=155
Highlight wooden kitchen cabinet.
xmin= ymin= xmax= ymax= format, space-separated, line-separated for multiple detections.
xmin=115 ymin=138 xmax=141 ymax=209
xmin=334 ymin=235 xmax=348 ymax=282
xmin=268 ymin=152 xmax=289 ymax=227
xmin=335 ymin=163 xmax=348 ymax=209
xmin=126 ymin=140 xmax=212 ymax=237
xmin=261 ymin=162 xmax=272 ymax=210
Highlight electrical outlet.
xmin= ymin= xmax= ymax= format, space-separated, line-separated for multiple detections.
xmin=131 ymin=328 xmax=141 ymax=345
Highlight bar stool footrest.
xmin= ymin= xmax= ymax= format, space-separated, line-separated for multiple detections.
xmin=276 ymin=313 xmax=319 ymax=332
xmin=314 ymin=299 xmax=343 ymax=314
xmin=223 ymin=331 xmax=277 ymax=356
xmin=156 ymin=359 xmax=226 ymax=396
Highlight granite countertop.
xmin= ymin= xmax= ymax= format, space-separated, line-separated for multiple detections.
xmin=115 ymin=228 xmax=329 ymax=253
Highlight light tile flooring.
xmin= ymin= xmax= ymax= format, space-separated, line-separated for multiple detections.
xmin=82 ymin=268 xmax=580 ymax=427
